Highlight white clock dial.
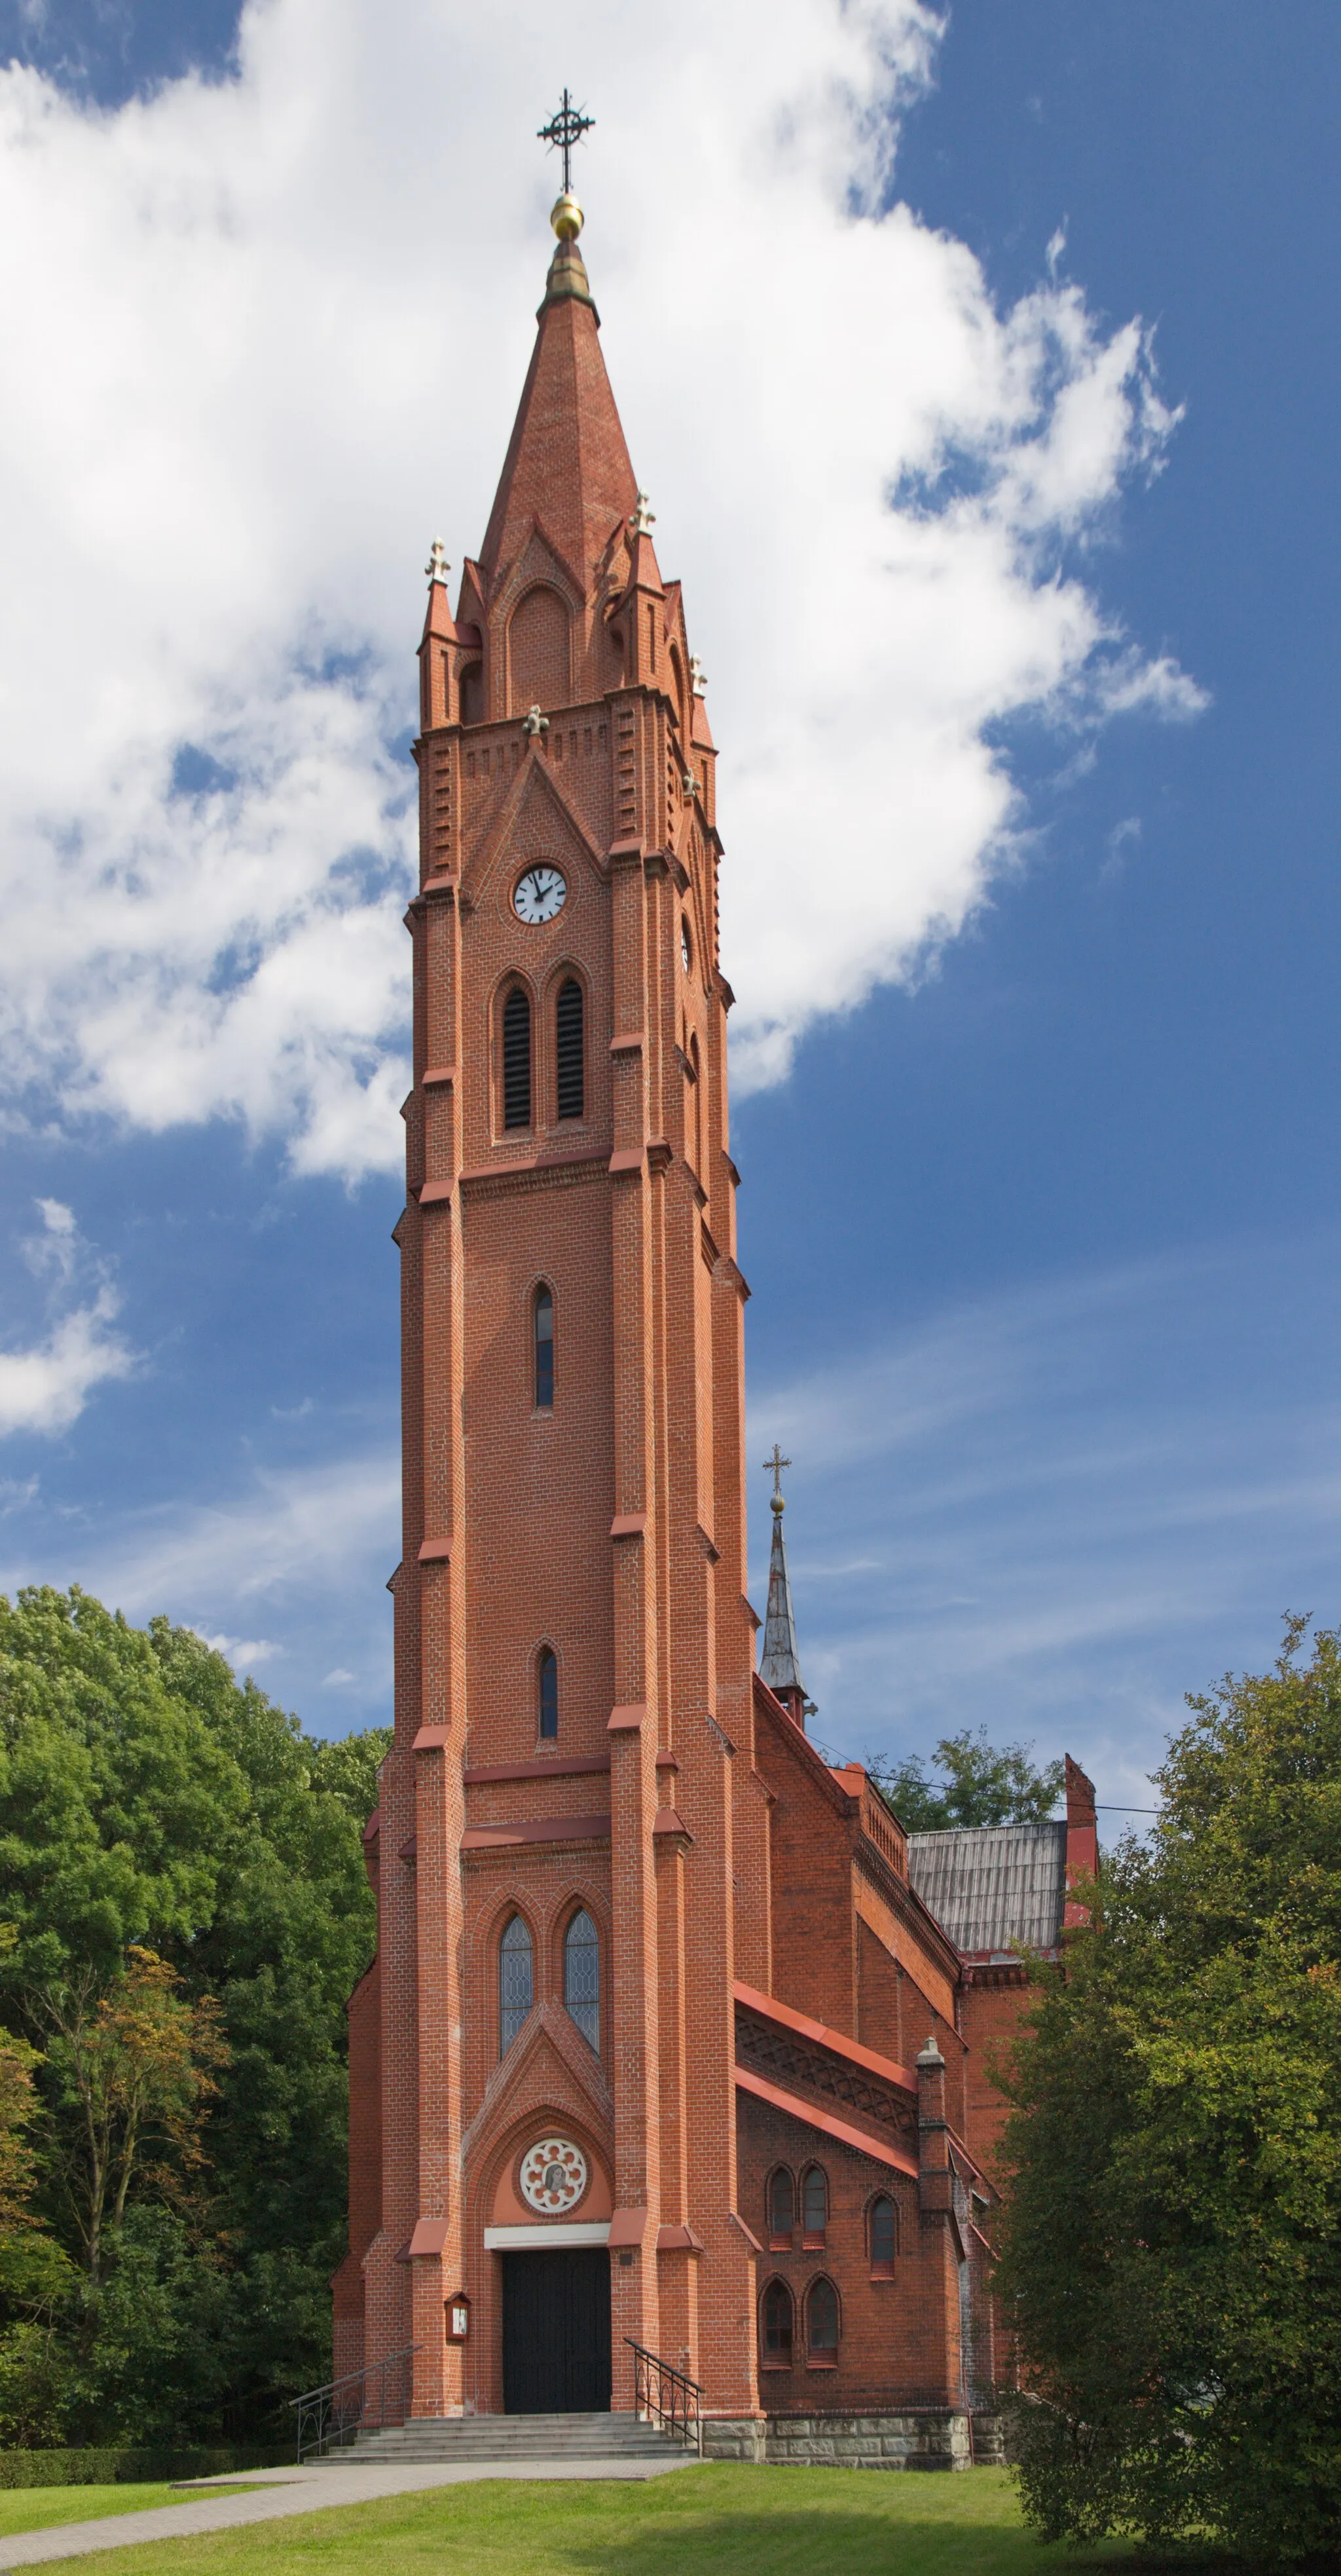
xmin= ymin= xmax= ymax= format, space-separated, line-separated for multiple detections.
xmin=513 ymin=866 xmax=567 ymax=925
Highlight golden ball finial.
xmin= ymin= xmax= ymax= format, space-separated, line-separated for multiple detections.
xmin=551 ymin=190 xmax=583 ymax=242
xmin=771 ymin=1492 xmax=785 ymax=1516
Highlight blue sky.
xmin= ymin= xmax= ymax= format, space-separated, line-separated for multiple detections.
xmin=0 ymin=2 xmax=1336 ymax=1825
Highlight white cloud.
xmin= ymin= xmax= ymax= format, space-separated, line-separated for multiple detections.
xmin=202 ymin=1633 xmax=282 ymax=1671
xmin=0 ymin=0 xmax=1203 ymax=1172
xmin=0 ymin=1202 xmax=135 ymax=1436
xmin=87 ymin=1449 xmax=401 ymax=1620
xmin=322 ymin=1668 xmax=356 ymax=1687
xmin=0 ymin=1290 xmax=134 ymax=1437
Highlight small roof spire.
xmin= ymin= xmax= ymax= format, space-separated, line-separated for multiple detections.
xmin=759 ymin=1447 xmax=807 ymax=1713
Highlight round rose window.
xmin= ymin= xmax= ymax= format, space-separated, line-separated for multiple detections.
xmin=519 ymin=2137 xmax=588 ymax=2214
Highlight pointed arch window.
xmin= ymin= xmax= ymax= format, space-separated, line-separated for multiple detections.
xmin=534 ymin=1286 xmax=554 ymax=1409
xmin=801 ymin=2165 xmax=828 ymax=2247
xmin=556 ymin=978 xmax=584 ymax=1121
xmin=688 ymin=1032 xmax=703 ymax=1176
xmin=563 ymin=1909 xmax=600 ymax=2051
xmin=807 ymin=2277 xmax=839 ymax=2362
xmin=538 ymin=1647 xmax=559 ymax=1740
xmin=459 ymin=662 xmax=483 ymax=725
xmin=499 ymin=1914 xmax=533 ymax=2055
xmin=503 ymin=987 xmax=532 ymax=1129
xmin=767 ymin=2167 xmax=795 ymax=2247
xmin=762 ymin=2278 xmax=794 ymax=2367
xmin=869 ymin=2193 xmax=898 ymax=2277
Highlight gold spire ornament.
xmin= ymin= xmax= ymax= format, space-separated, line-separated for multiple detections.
xmin=551 ymin=191 xmax=583 ymax=241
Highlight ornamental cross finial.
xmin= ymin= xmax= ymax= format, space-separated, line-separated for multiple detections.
xmin=689 ymin=655 xmax=707 ymax=696
xmin=425 ymin=538 xmax=450 ymax=587
xmin=629 ymin=491 xmax=655 ymax=537
xmin=538 ymin=88 xmax=595 ymax=193
xmin=763 ymin=1444 xmax=792 ymax=1501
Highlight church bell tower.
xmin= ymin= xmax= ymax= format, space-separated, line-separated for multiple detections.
xmin=341 ymin=159 xmax=769 ymax=2423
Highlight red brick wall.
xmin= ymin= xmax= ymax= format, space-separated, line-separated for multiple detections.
xmin=738 ymin=2093 xmax=960 ymax=2408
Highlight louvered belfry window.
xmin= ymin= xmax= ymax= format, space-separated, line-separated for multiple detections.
xmin=556 ymin=978 xmax=584 ymax=1120
xmin=499 ymin=1914 xmax=533 ymax=2054
xmin=503 ymin=986 xmax=531 ymax=1129
xmin=564 ymin=1909 xmax=600 ymax=2050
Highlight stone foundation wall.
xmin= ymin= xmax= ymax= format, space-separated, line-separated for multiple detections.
xmin=703 ymin=2410 xmax=972 ymax=2469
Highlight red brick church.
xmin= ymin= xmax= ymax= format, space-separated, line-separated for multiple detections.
xmin=333 ymin=175 xmax=1098 ymax=2465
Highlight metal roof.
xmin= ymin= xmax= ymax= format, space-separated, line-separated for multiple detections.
xmin=905 ymin=1820 xmax=1066 ymax=1956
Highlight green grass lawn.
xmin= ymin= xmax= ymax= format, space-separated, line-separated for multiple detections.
xmin=11 ymin=2464 xmax=1156 ymax=2575
xmin=0 ymin=2487 xmax=203 ymax=2538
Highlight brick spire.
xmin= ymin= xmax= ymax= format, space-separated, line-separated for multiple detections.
xmin=759 ymin=1451 xmax=807 ymax=1723
xmin=477 ymin=196 xmax=639 ymax=597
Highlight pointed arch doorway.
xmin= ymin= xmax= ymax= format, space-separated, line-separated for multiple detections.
xmin=501 ymin=2247 xmax=611 ymax=2412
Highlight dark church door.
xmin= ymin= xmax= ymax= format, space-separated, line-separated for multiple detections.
xmin=502 ymin=2249 xmax=612 ymax=2412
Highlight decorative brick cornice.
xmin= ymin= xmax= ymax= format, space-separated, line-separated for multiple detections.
xmin=735 ymin=1993 xmax=917 ymax=2148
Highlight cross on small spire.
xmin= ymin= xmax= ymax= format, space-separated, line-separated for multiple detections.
xmin=425 ymin=538 xmax=450 ymax=587
xmin=538 ymin=88 xmax=595 ymax=194
xmin=763 ymin=1444 xmax=792 ymax=1501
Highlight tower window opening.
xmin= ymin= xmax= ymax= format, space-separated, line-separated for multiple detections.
xmin=564 ymin=1908 xmax=600 ymax=2050
xmin=556 ymin=978 xmax=584 ymax=1120
xmin=802 ymin=2166 xmax=828 ymax=2246
xmin=534 ymin=1286 xmax=554 ymax=1409
xmin=767 ymin=2168 xmax=795 ymax=2245
xmin=503 ymin=986 xmax=532 ymax=1129
xmin=807 ymin=2277 xmax=839 ymax=2358
xmin=538 ymin=1647 xmax=559 ymax=1740
xmin=460 ymin=662 xmax=483 ymax=725
xmin=499 ymin=1914 xmax=534 ymax=2055
xmin=762 ymin=2278 xmax=794 ymax=2365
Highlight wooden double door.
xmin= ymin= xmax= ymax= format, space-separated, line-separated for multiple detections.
xmin=501 ymin=2248 xmax=612 ymax=2413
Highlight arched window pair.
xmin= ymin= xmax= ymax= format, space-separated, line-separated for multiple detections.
xmin=498 ymin=1909 xmax=600 ymax=2057
xmin=761 ymin=2277 xmax=839 ymax=2366
xmin=768 ymin=2165 xmax=826 ymax=2245
xmin=502 ymin=980 xmax=584 ymax=1131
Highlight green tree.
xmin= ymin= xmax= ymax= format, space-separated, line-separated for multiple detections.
xmin=0 ymin=1586 xmax=389 ymax=2443
xmin=33 ymin=1948 xmax=227 ymax=2299
xmin=867 ymin=1725 xmax=1063 ymax=1832
xmin=995 ymin=1618 xmax=1341 ymax=2570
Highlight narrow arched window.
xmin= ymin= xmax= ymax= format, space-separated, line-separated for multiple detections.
xmin=503 ymin=987 xmax=531 ymax=1129
xmin=534 ymin=1286 xmax=554 ymax=1409
xmin=564 ymin=1909 xmax=600 ymax=2050
xmin=870 ymin=2194 xmax=897 ymax=2275
xmin=762 ymin=2278 xmax=794 ymax=2364
xmin=556 ymin=979 xmax=584 ymax=1121
xmin=499 ymin=1914 xmax=533 ymax=2055
xmin=459 ymin=662 xmax=483 ymax=725
xmin=768 ymin=2169 xmax=794 ymax=2242
xmin=807 ymin=2277 xmax=839 ymax=2357
xmin=689 ymin=1032 xmax=703 ymax=1175
xmin=538 ymin=1647 xmax=559 ymax=1740
xmin=802 ymin=2166 xmax=828 ymax=2245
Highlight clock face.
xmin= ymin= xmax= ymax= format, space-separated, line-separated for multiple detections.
xmin=513 ymin=865 xmax=567 ymax=925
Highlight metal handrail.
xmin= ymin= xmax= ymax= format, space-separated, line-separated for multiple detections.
xmin=290 ymin=2343 xmax=422 ymax=2461
xmin=626 ymin=2338 xmax=705 ymax=2454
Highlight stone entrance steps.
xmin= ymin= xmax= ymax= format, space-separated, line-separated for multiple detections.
xmin=336 ymin=2410 xmax=686 ymax=2466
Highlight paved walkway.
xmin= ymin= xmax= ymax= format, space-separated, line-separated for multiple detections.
xmin=0 ymin=2452 xmax=696 ymax=2568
